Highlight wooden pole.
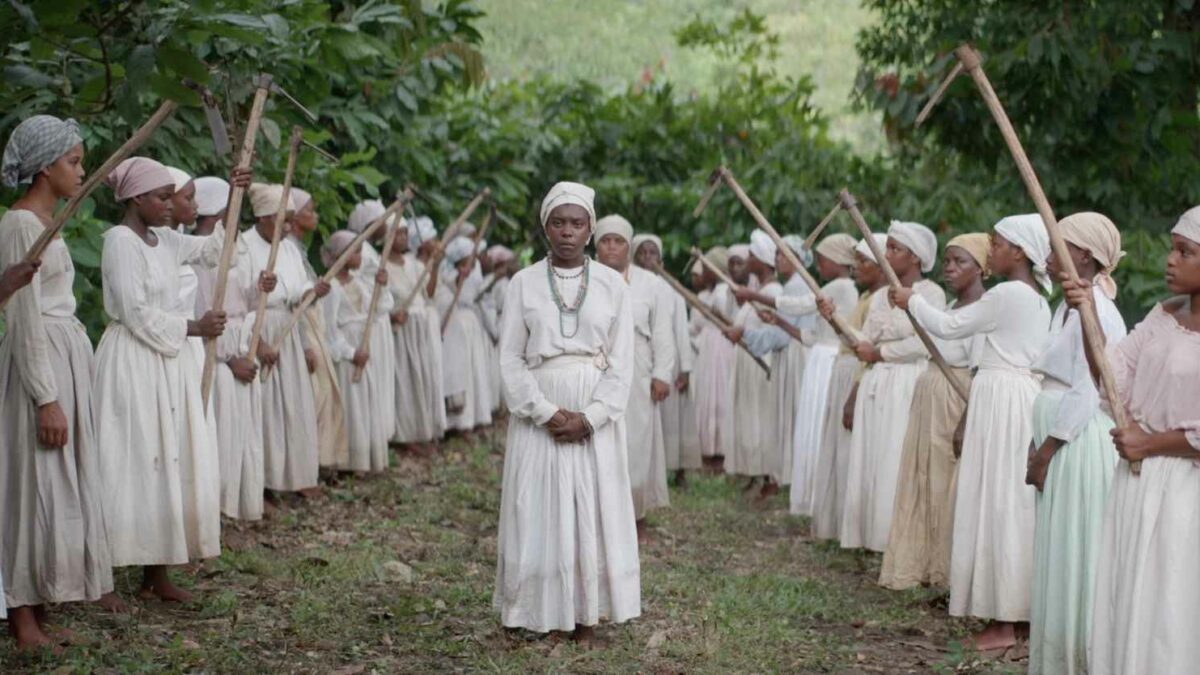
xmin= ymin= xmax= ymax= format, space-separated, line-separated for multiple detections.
xmin=245 ymin=126 xmax=303 ymax=369
xmin=804 ymin=200 xmax=843 ymax=250
xmin=201 ymin=76 xmax=273 ymax=409
xmin=399 ymin=187 xmax=491 ymax=312
xmin=441 ymin=207 xmax=494 ymax=336
xmin=651 ymin=262 xmax=770 ymax=376
xmin=352 ymin=210 xmax=404 ymax=382
xmin=948 ymin=43 xmax=1135 ymax=470
xmin=839 ymin=189 xmax=971 ymax=403
xmin=0 ymin=100 xmax=179 ymax=311
xmin=709 ymin=167 xmax=858 ymax=346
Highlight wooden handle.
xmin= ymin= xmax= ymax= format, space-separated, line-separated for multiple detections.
xmin=953 ymin=44 xmax=1135 ymax=472
xmin=840 ymin=189 xmax=971 ymax=403
xmin=352 ymin=211 xmax=404 ymax=382
xmin=246 ymin=126 xmax=304 ymax=368
xmin=1 ymin=100 xmax=179 ymax=311
xmin=202 ymin=78 xmax=273 ymax=409
xmin=441 ymin=206 xmax=494 ymax=336
xmin=399 ymin=186 xmax=491 ymax=312
xmin=716 ymin=167 xmax=858 ymax=346
xmin=804 ymin=200 xmax=843 ymax=250
xmin=652 ymin=262 xmax=770 ymax=376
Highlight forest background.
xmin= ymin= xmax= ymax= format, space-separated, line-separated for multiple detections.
xmin=2 ymin=0 xmax=1198 ymax=340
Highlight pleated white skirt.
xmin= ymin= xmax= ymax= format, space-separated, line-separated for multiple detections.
xmin=790 ymin=342 xmax=837 ymax=513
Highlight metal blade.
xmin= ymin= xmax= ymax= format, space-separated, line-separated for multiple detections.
xmin=184 ymin=79 xmax=232 ymax=159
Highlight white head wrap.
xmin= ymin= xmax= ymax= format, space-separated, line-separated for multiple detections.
xmin=594 ymin=214 xmax=633 ymax=244
xmin=728 ymin=243 xmax=751 ymax=260
xmin=444 ymin=236 xmax=475 ymax=265
xmin=749 ymin=230 xmax=777 ymax=268
xmin=815 ymin=233 xmax=857 ymax=267
xmin=290 ymin=188 xmax=313 ymax=211
xmin=540 ymin=181 xmax=596 ymax=229
xmin=166 ymin=166 xmax=192 ymax=193
xmin=994 ymin=213 xmax=1051 ymax=291
xmin=458 ymin=222 xmax=477 ymax=239
xmin=2 ymin=115 xmax=82 ymax=187
xmin=348 ymin=199 xmax=385 ymax=233
xmin=781 ymin=234 xmax=814 ymax=268
xmin=408 ymin=215 xmax=437 ymax=246
xmin=320 ymin=229 xmax=359 ymax=268
xmin=854 ymin=234 xmax=888 ymax=264
xmin=887 ymin=220 xmax=938 ymax=273
xmin=476 ymin=238 xmax=488 ymax=254
xmin=1172 ymin=206 xmax=1200 ymax=246
xmin=248 ymin=183 xmax=294 ymax=219
xmin=193 ymin=177 xmax=231 ymax=217
xmin=487 ymin=245 xmax=515 ymax=264
xmin=632 ymin=233 xmax=663 ymax=257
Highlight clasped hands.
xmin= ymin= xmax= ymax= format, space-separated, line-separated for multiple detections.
xmin=545 ymin=410 xmax=592 ymax=443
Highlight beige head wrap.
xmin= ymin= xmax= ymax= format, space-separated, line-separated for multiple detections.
xmin=594 ymin=214 xmax=633 ymax=244
xmin=540 ymin=181 xmax=596 ymax=229
xmin=815 ymin=233 xmax=857 ymax=267
xmin=320 ymin=229 xmax=359 ymax=268
xmin=249 ymin=183 xmax=294 ymax=219
xmin=705 ymin=246 xmax=730 ymax=274
xmin=1174 ymin=206 xmax=1200 ymax=245
xmin=854 ymin=233 xmax=888 ymax=264
xmin=1059 ymin=212 xmax=1124 ymax=298
xmin=728 ymin=243 xmax=751 ymax=261
xmin=946 ymin=232 xmax=991 ymax=275
xmin=105 ymin=156 xmax=174 ymax=201
xmin=632 ymin=233 xmax=663 ymax=257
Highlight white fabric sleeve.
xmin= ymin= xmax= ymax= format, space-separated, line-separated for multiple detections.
xmin=582 ymin=280 xmax=636 ymax=431
xmin=170 ymin=224 xmax=225 ymax=269
xmin=102 ymin=232 xmax=188 ymax=356
xmin=672 ymin=293 xmax=693 ymax=373
xmin=1050 ymin=295 xmax=1127 ymax=442
xmin=908 ymin=284 xmax=997 ymax=341
xmin=2 ymin=219 xmax=56 ymax=405
xmin=497 ymin=274 xmax=560 ymax=425
xmin=882 ymin=283 xmax=948 ymax=362
xmin=775 ymin=293 xmax=817 ymax=316
xmin=322 ymin=290 xmax=355 ymax=362
xmin=649 ymin=283 xmax=677 ymax=383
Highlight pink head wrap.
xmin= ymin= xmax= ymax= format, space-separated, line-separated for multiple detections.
xmin=105 ymin=156 xmax=174 ymax=201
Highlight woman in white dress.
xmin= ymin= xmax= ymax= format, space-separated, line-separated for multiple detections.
xmin=94 ymin=157 xmax=227 ymax=603
xmin=810 ymin=236 xmax=887 ymax=540
xmin=436 ymin=236 xmax=494 ymax=432
xmin=1025 ymin=213 xmax=1126 ymax=675
xmin=880 ymin=233 xmax=987 ymax=591
xmin=1082 ymin=208 xmax=1200 ymax=674
xmin=388 ymin=217 xmax=446 ymax=451
xmin=692 ymin=247 xmax=735 ymax=468
xmin=721 ymin=232 xmax=783 ymax=497
xmin=346 ymin=201 xmax=398 ymax=447
xmin=893 ymin=214 xmax=1052 ymax=650
xmin=191 ymin=175 xmax=268 ymax=521
xmin=322 ymin=230 xmax=393 ymax=473
xmin=596 ymin=216 xmax=674 ymax=537
xmin=0 ymin=115 xmax=113 ymax=648
xmin=289 ymin=188 xmax=348 ymax=473
xmin=494 ymin=182 xmax=639 ymax=640
xmin=241 ymin=184 xmax=328 ymax=497
xmin=841 ymin=222 xmax=945 ymax=552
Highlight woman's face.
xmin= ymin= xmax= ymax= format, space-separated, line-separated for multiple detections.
xmin=942 ymin=245 xmax=982 ymax=293
xmin=134 ymin=184 xmax=176 ymax=227
xmin=853 ymin=251 xmax=881 ymax=288
xmin=392 ymin=226 xmax=410 ymax=255
xmin=293 ymin=200 xmax=318 ymax=235
xmin=728 ymin=255 xmax=749 ymax=284
xmin=171 ymin=180 xmax=198 ymax=228
xmin=345 ymin=247 xmax=362 ymax=271
xmin=635 ymin=241 xmax=661 ymax=269
xmin=1166 ymin=234 xmax=1200 ymax=295
xmin=1046 ymin=241 xmax=1091 ymax=281
xmin=595 ymin=233 xmax=630 ymax=271
xmin=885 ymin=237 xmax=920 ymax=277
xmin=988 ymin=233 xmax=1024 ymax=278
xmin=544 ymin=204 xmax=590 ymax=262
xmin=456 ymin=257 xmax=474 ymax=276
xmin=815 ymin=253 xmax=841 ymax=281
xmin=775 ymin=249 xmax=797 ymax=277
xmin=43 ymin=143 xmax=85 ymax=199
xmin=689 ymin=267 xmax=705 ymax=290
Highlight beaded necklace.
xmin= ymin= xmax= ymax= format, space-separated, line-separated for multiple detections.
xmin=546 ymin=257 xmax=589 ymax=338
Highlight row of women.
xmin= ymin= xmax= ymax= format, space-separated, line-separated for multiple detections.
xmin=493 ymin=180 xmax=1200 ymax=675
xmin=0 ymin=115 xmax=515 ymax=650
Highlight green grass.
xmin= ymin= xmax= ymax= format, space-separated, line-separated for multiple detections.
xmin=1 ymin=433 xmax=1025 ymax=673
xmin=476 ymin=0 xmax=883 ymax=151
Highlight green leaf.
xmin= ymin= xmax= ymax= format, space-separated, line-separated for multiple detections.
xmin=157 ymin=44 xmax=210 ymax=84
xmin=126 ymin=44 xmax=156 ymax=88
xmin=3 ymin=64 xmax=53 ymax=88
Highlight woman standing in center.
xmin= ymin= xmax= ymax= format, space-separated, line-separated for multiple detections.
xmin=494 ymin=182 xmax=638 ymax=640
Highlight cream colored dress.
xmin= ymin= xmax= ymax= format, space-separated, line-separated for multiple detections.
xmin=1 ymin=209 xmax=112 ymax=605
xmin=660 ymin=285 xmax=700 ymax=472
xmin=436 ymin=264 xmax=493 ymax=430
xmin=494 ymin=258 xmax=639 ymax=632
xmin=721 ymin=280 xmax=783 ymax=478
xmin=387 ymin=253 xmax=446 ymax=444
xmin=693 ymin=285 xmax=736 ymax=459
xmin=625 ymin=265 xmax=675 ymax=518
xmin=95 ymin=225 xmax=223 ymax=565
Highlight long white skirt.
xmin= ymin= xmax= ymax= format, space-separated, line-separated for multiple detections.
xmin=443 ymin=309 xmax=493 ymax=431
xmin=261 ymin=309 xmax=319 ymax=492
xmin=949 ymin=367 xmax=1040 ymax=621
xmin=722 ymin=348 xmax=777 ymax=477
xmin=337 ymin=318 xmax=394 ymax=473
xmin=493 ymin=358 xmax=641 ymax=632
xmin=811 ymin=356 xmax=858 ymax=537
xmin=628 ymin=338 xmax=669 ymax=518
xmin=213 ymin=359 xmax=263 ymax=520
xmin=96 ymin=328 xmax=221 ymax=566
xmin=790 ymin=342 xmax=837 ymax=513
xmin=840 ymin=360 xmax=923 ymax=551
xmin=1089 ymin=457 xmax=1200 ymax=674
xmin=303 ymin=308 xmax=348 ymax=470
xmin=1 ymin=317 xmax=112 ymax=606
xmin=693 ymin=326 xmax=734 ymax=458
xmin=392 ymin=308 xmax=446 ymax=444
xmin=662 ymin=384 xmax=702 ymax=471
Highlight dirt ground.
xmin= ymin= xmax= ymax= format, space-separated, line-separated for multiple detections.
xmin=1 ymin=428 xmax=1027 ymax=673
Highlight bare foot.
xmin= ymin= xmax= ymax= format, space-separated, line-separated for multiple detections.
xmin=298 ymin=486 xmax=324 ymax=499
xmin=972 ymin=621 xmax=1017 ymax=652
xmin=8 ymin=607 xmax=60 ymax=653
xmin=674 ymin=469 xmax=688 ymax=489
xmin=636 ymin=519 xmax=652 ymax=544
xmin=97 ymin=592 xmax=131 ymax=614
xmin=571 ymin=625 xmax=596 ymax=643
xmin=44 ymin=625 xmax=91 ymax=646
xmin=757 ymin=480 xmax=779 ymax=500
xmin=141 ymin=566 xmax=195 ymax=603
xmin=741 ymin=477 xmax=759 ymax=494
